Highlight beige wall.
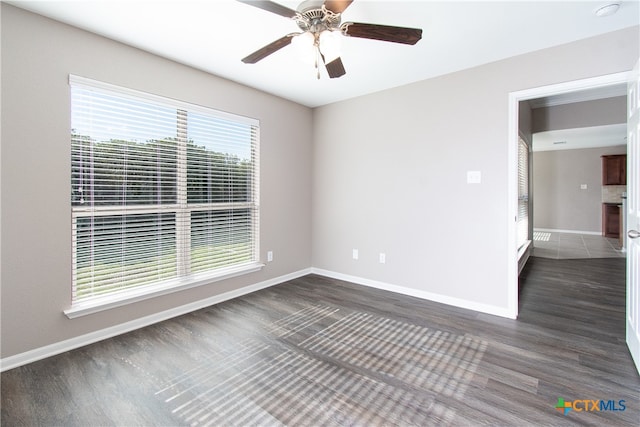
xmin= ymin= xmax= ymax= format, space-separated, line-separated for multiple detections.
xmin=532 ymin=96 xmax=627 ymax=133
xmin=312 ymin=26 xmax=638 ymax=312
xmin=0 ymin=5 xmax=313 ymax=359
xmin=533 ymin=145 xmax=627 ymax=233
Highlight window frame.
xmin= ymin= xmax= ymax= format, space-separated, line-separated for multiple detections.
xmin=65 ymin=75 xmax=262 ymax=318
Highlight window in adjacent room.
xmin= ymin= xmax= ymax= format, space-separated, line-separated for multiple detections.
xmin=517 ymin=136 xmax=530 ymax=250
xmin=68 ymin=76 xmax=260 ymax=315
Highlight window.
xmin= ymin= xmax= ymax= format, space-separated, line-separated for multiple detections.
xmin=69 ymin=76 xmax=260 ymax=315
xmin=517 ymin=137 xmax=530 ymax=250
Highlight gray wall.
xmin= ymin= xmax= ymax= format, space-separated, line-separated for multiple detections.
xmin=312 ymin=26 xmax=638 ymax=311
xmin=532 ymin=96 xmax=627 ymax=133
xmin=519 ymin=101 xmax=533 ymax=144
xmin=530 ymin=92 xmax=628 ymax=233
xmin=533 ymin=145 xmax=627 ymax=232
xmin=1 ymin=5 xmax=313 ymax=359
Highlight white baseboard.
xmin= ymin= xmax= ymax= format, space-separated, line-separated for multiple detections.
xmin=311 ymin=268 xmax=515 ymax=319
xmin=0 ymin=268 xmax=312 ymax=372
xmin=534 ymin=228 xmax=602 ymax=236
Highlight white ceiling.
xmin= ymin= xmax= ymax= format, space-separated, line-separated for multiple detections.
xmin=532 ymin=123 xmax=627 ymax=151
xmin=7 ymin=0 xmax=640 ymax=108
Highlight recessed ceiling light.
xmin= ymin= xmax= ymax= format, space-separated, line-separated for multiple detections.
xmin=594 ymin=2 xmax=621 ymax=17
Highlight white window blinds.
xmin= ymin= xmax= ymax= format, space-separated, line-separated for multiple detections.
xmin=70 ymin=76 xmax=259 ymax=306
xmin=517 ymin=137 xmax=529 ymax=250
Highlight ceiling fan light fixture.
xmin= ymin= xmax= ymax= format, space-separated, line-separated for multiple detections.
xmin=292 ymin=32 xmax=316 ymax=64
xmin=319 ymin=30 xmax=341 ymax=62
xmin=292 ymin=31 xmax=315 ymax=48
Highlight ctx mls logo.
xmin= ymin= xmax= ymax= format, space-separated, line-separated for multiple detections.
xmin=555 ymin=397 xmax=626 ymax=415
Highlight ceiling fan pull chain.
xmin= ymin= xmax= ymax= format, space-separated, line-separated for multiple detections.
xmin=315 ymin=41 xmax=321 ymax=80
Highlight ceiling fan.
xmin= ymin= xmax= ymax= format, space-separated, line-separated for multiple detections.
xmin=237 ymin=0 xmax=423 ymax=79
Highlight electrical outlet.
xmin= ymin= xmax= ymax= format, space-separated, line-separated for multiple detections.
xmin=379 ymin=253 xmax=386 ymax=264
xmin=580 ymin=184 xmax=588 ymax=190
xmin=267 ymin=251 xmax=273 ymax=262
xmin=352 ymin=249 xmax=359 ymax=260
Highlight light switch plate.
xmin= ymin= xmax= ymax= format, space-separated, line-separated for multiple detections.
xmin=467 ymin=171 xmax=482 ymax=184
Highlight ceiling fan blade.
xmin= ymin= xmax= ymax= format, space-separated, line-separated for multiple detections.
xmin=236 ymin=0 xmax=297 ymax=18
xmin=242 ymin=35 xmax=294 ymax=64
xmin=342 ymin=22 xmax=422 ymax=45
xmin=324 ymin=0 xmax=354 ymax=14
xmin=324 ymin=57 xmax=346 ymax=78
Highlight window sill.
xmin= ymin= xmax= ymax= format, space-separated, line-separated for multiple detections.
xmin=517 ymin=240 xmax=532 ymax=261
xmin=64 ymin=262 xmax=264 ymax=319
xmin=517 ymin=240 xmax=532 ymax=275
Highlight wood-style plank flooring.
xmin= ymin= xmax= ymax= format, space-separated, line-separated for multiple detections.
xmin=2 ymin=256 xmax=639 ymax=426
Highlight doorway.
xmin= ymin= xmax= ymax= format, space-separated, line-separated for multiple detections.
xmin=507 ymin=72 xmax=631 ymax=319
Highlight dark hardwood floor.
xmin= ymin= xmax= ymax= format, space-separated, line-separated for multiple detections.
xmin=2 ymin=256 xmax=639 ymax=426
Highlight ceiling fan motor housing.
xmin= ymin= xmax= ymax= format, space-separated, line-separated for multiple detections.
xmin=295 ymin=4 xmax=342 ymax=33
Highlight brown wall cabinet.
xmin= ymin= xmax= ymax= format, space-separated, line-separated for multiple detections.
xmin=602 ymin=154 xmax=626 ymax=185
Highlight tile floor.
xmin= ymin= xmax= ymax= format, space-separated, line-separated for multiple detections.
xmin=532 ymin=230 xmax=625 ymax=259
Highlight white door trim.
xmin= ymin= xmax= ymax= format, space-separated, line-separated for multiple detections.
xmin=507 ymin=71 xmax=630 ymax=319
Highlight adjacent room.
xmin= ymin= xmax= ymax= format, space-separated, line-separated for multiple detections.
xmin=2 ymin=1 xmax=639 ymax=425
xmin=528 ymin=92 xmax=628 ymax=259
